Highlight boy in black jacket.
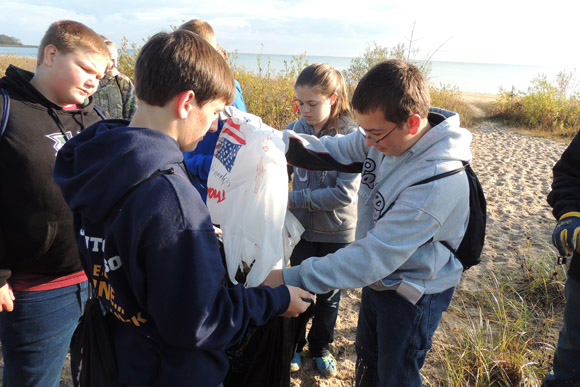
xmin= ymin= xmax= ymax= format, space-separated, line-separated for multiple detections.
xmin=0 ymin=20 xmax=110 ymax=386
xmin=544 ymin=130 xmax=580 ymax=386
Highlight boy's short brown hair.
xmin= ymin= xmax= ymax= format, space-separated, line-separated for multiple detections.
xmin=352 ymin=59 xmax=430 ymax=124
xmin=37 ymin=20 xmax=110 ymax=65
xmin=134 ymin=29 xmax=234 ymax=107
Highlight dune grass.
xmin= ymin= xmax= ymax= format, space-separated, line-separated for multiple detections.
xmin=0 ymin=55 xmax=35 ymax=73
xmin=424 ymin=251 xmax=566 ymax=386
xmin=490 ymin=71 xmax=580 ymax=142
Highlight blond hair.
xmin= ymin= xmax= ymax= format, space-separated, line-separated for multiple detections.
xmin=178 ymin=19 xmax=216 ymax=48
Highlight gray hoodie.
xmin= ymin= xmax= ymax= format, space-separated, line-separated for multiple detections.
xmin=282 ymin=108 xmax=471 ymax=303
xmin=284 ymin=117 xmax=360 ymax=243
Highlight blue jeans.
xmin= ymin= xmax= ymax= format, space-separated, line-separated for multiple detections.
xmin=0 ymin=281 xmax=88 ymax=387
xmin=355 ymin=286 xmax=455 ymax=387
xmin=290 ymin=239 xmax=347 ymax=357
xmin=543 ymin=275 xmax=580 ymax=386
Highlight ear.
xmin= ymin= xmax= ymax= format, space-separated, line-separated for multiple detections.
xmin=329 ymin=92 xmax=338 ymax=105
xmin=407 ymin=114 xmax=422 ymax=135
xmin=42 ymin=44 xmax=58 ymax=67
xmin=176 ymin=90 xmax=196 ymax=119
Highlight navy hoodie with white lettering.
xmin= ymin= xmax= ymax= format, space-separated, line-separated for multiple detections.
xmin=54 ymin=120 xmax=290 ymax=387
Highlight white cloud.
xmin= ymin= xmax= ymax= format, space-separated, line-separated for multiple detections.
xmin=1 ymin=0 xmax=578 ymax=68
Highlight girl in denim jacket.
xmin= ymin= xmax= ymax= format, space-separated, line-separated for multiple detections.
xmin=284 ymin=63 xmax=360 ymax=378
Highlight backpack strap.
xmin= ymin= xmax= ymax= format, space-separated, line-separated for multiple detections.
xmin=0 ymin=88 xmax=10 ymax=140
xmin=411 ymin=163 xmax=467 ymax=187
xmin=93 ymin=104 xmax=107 ymax=120
xmin=412 ymin=162 xmax=469 ymax=254
xmin=107 ymin=168 xmax=177 ymax=224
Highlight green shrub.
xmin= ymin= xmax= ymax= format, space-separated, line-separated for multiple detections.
xmin=430 ymin=85 xmax=475 ymax=128
xmin=343 ymin=41 xmax=406 ymax=92
xmin=117 ymin=36 xmax=139 ymax=82
xmin=229 ymin=52 xmax=309 ymax=129
xmin=491 ymin=71 xmax=580 ymax=140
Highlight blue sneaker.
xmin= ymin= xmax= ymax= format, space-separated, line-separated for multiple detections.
xmin=290 ymin=352 xmax=302 ymax=372
xmin=314 ymin=354 xmax=337 ymax=378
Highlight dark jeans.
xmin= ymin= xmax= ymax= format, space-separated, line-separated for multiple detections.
xmin=290 ymin=239 xmax=348 ymax=357
xmin=355 ymin=286 xmax=455 ymax=387
xmin=543 ymin=274 xmax=580 ymax=387
xmin=0 ymin=281 xmax=88 ymax=387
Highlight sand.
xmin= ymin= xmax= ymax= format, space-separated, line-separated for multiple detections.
xmin=1 ymin=94 xmax=571 ymax=386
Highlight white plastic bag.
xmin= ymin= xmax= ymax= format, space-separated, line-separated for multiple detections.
xmin=282 ymin=211 xmax=304 ymax=264
xmin=207 ymin=116 xmax=303 ymax=287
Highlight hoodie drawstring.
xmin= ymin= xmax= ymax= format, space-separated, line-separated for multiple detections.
xmin=47 ymin=107 xmax=72 ymax=142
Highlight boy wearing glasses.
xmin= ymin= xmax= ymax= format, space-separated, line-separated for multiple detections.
xmin=265 ymin=59 xmax=472 ymax=386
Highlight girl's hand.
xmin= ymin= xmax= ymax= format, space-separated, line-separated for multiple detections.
xmin=0 ymin=283 xmax=15 ymax=312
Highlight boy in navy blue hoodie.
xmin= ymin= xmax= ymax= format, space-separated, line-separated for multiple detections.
xmin=53 ymin=29 xmax=312 ymax=387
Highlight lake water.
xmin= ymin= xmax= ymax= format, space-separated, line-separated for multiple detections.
xmin=1 ymin=46 xmax=566 ymax=95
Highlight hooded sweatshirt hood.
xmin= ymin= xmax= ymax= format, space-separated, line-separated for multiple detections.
xmin=54 ymin=120 xmax=183 ymax=223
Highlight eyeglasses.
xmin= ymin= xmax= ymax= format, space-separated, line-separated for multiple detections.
xmin=358 ymin=124 xmax=400 ymax=145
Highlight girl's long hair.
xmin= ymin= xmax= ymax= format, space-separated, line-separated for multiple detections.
xmin=295 ymin=63 xmax=352 ymax=135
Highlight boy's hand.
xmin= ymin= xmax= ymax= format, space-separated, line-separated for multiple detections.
xmin=261 ymin=269 xmax=284 ymax=288
xmin=0 ymin=283 xmax=15 ymax=312
xmin=553 ymin=212 xmax=580 ymax=256
xmin=280 ymin=286 xmax=314 ymax=317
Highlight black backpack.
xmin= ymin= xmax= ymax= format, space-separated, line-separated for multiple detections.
xmin=411 ymin=162 xmax=487 ymax=270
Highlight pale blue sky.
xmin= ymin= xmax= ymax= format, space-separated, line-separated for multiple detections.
xmin=1 ymin=0 xmax=577 ymax=68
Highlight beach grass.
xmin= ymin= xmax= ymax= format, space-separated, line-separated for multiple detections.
xmin=490 ymin=71 xmax=580 ymax=141
xmin=423 ymin=251 xmax=566 ymax=386
xmin=0 ymin=55 xmax=35 ymax=73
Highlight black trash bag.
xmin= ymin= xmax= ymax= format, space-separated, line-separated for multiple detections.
xmin=70 ymin=297 xmax=121 ymax=387
xmin=224 ymin=316 xmax=298 ymax=387
xmin=217 ymin=236 xmax=298 ymax=387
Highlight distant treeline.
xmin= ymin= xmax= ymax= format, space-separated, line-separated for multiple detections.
xmin=0 ymin=34 xmax=22 ymax=45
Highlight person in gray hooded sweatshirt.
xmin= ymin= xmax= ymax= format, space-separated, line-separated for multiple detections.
xmin=264 ymin=59 xmax=472 ymax=387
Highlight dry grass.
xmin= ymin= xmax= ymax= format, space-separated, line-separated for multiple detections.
xmin=0 ymin=55 xmax=36 ymax=73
